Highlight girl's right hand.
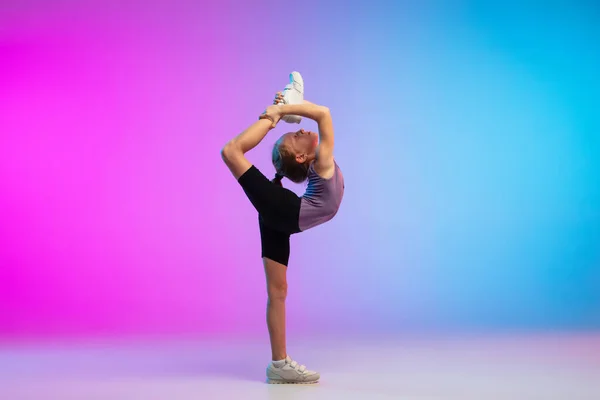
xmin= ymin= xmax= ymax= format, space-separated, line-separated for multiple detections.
xmin=273 ymin=92 xmax=285 ymax=105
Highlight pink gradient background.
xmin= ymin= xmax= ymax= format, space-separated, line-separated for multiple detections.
xmin=1 ymin=2 xmax=283 ymax=337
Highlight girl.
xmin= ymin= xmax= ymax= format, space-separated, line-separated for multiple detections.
xmin=220 ymin=83 xmax=344 ymax=384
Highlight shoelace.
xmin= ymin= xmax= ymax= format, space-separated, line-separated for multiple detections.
xmin=288 ymin=360 xmax=307 ymax=373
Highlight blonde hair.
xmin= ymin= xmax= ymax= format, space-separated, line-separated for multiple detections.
xmin=271 ymin=139 xmax=310 ymax=184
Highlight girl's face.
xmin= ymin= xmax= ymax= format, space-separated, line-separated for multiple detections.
xmin=283 ymin=128 xmax=318 ymax=161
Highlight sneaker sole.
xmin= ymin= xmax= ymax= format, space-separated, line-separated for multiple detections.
xmin=266 ymin=378 xmax=319 ymax=384
xmin=281 ymin=71 xmax=303 ymax=124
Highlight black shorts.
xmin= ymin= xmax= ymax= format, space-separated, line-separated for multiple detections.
xmin=237 ymin=166 xmax=301 ymax=266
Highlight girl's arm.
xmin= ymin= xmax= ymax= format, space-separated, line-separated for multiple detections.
xmin=221 ymin=118 xmax=274 ymax=180
xmin=277 ymin=102 xmax=335 ymax=178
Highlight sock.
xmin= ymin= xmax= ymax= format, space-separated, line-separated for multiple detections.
xmin=272 ymin=358 xmax=286 ymax=368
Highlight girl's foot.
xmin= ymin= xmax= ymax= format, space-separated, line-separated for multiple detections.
xmin=279 ymin=72 xmax=304 ymax=124
xmin=266 ymin=355 xmax=320 ymax=384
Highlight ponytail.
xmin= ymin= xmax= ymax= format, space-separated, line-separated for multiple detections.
xmin=272 ymin=173 xmax=284 ymax=186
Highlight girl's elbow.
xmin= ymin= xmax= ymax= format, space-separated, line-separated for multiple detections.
xmin=220 ymin=141 xmax=239 ymax=161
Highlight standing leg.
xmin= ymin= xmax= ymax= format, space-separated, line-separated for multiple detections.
xmin=263 ymin=257 xmax=288 ymax=361
xmin=259 ymin=215 xmax=320 ymax=384
xmin=259 ymin=217 xmax=291 ymax=361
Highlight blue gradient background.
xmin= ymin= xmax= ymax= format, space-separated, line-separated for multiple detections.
xmin=287 ymin=0 xmax=600 ymax=333
xmin=1 ymin=0 xmax=599 ymax=339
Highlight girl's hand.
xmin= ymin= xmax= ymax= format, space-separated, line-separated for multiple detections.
xmin=259 ymin=105 xmax=281 ymax=128
xmin=273 ymin=91 xmax=285 ymax=105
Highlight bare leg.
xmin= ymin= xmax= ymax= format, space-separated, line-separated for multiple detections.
xmin=263 ymin=257 xmax=287 ymax=361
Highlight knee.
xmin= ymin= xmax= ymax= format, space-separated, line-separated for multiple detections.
xmin=267 ymin=281 xmax=288 ymax=302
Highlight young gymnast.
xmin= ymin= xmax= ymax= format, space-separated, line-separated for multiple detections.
xmin=221 ymin=72 xmax=344 ymax=384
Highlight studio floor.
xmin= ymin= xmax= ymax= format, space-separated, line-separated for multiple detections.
xmin=1 ymin=333 xmax=599 ymax=400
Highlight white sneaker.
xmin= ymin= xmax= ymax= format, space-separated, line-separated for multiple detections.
xmin=279 ymin=71 xmax=304 ymax=124
xmin=266 ymin=355 xmax=320 ymax=384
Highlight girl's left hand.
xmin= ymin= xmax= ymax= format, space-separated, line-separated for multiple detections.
xmin=259 ymin=105 xmax=281 ymax=128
